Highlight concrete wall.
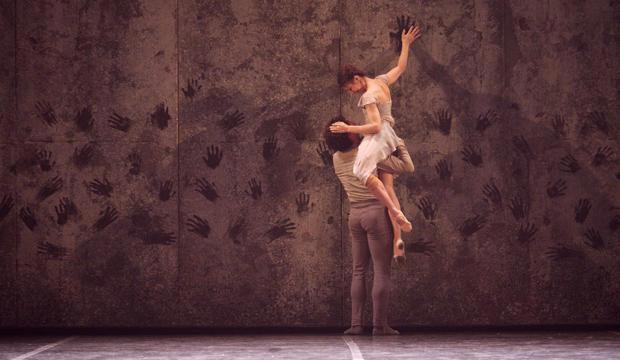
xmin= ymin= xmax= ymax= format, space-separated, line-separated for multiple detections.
xmin=0 ymin=0 xmax=618 ymax=327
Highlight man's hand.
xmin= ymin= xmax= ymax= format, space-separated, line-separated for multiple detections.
xmin=329 ymin=121 xmax=349 ymax=133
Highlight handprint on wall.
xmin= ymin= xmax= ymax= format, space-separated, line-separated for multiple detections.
xmin=195 ymin=177 xmax=219 ymax=202
xmin=316 ymin=142 xmax=333 ymax=168
xmin=574 ymin=198 xmax=592 ymax=224
xmin=475 ymin=110 xmax=499 ymax=134
xmin=74 ymin=106 xmax=94 ymax=132
xmin=435 ymin=158 xmax=452 ymax=180
xmin=35 ymin=100 xmax=58 ymax=127
xmin=151 ymin=102 xmax=171 ymax=130
xmin=186 ymin=214 xmax=211 ymax=239
xmin=266 ymin=218 xmax=296 ymax=242
xmin=88 ymin=177 xmax=113 ymax=197
xmin=37 ymin=241 xmax=68 ymax=259
xmin=245 ymin=178 xmax=262 ymax=200
xmin=159 ymin=180 xmax=176 ymax=201
xmin=108 ymin=111 xmax=132 ymax=132
xmin=389 ymin=15 xmax=415 ymax=53
xmin=217 ymin=110 xmax=245 ymax=131
xmin=73 ymin=143 xmax=96 ymax=169
xmin=0 ymin=194 xmax=14 ymax=223
xmin=36 ymin=176 xmax=63 ymax=202
xmin=36 ymin=149 xmax=56 ymax=171
xmin=92 ymin=206 xmax=118 ymax=232
xmin=202 ymin=145 xmax=223 ymax=169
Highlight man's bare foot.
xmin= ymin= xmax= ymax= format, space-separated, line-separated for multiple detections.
xmin=344 ymin=326 xmax=364 ymax=335
xmin=372 ymin=326 xmax=400 ymax=336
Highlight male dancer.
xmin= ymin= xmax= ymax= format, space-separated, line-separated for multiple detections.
xmin=324 ymin=116 xmax=414 ymax=335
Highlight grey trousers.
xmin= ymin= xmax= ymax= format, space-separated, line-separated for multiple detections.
xmin=348 ymin=199 xmax=393 ymax=327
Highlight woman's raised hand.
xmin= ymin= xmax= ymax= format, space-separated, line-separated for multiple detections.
xmin=402 ymin=25 xmax=422 ymax=47
xmin=329 ymin=121 xmax=350 ymax=133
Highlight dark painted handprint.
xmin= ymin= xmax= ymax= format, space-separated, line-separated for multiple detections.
xmin=37 ymin=241 xmax=68 ymax=259
xmin=35 ymin=100 xmax=58 ymax=126
xmin=195 ymin=177 xmax=219 ymax=202
xmin=186 ymin=215 xmax=211 ymax=239
xmin=73 ymin=143 xmax=96 ymax=169
xmin=461 ymin=145 xmax=483 ymax=167
xmin=36 ymin=149 xmax=56 ymax=171
xmin=546 ymin=179 xmax=567 ymax=198
xmin=475 ymin=109 xmax=498 ymax=134
xmin=516 ymin=223 xmax=538 ymax=243
xmin=482 ymin=181 xmax=502 ymax=208
xmin=433 ymin=109 xmax=452 ymax=135
xmin=435 ymin=158 xmax=452 ymax=180
xmin=217 ymin=110 xmax=245 ymax=131
xmin=151 ymin=102 xmax=171 ymax=130
xmin=227 ymin=216 xmax=248 ymax=244
xmin=108 ymin=111 xmax=132 ymax=132
xmin=316 ymin=141 xmax=333 ymax=167
xmin=19 ymin=207 xmax=37 ymax=231
xmin=92 ymin=206 xmax=118 ymax=232
xmin=591 ymin=146 xmax=613 ymax=166
xmin=142 ymin=229 xmax=176 ymax=245
xmin=181 ymin=77 xmax=202 ymax=100
xmin=296 ymin=192 xmax=310 ymax=214
xmin=88 ymin=177 xmax=113 ymax=197
xmin=458 ymin=214 xmax=487 ymax=239
xmin=245 ymin=178 xmax=262 ymax=200
xmin=36 ymin=176 xmax=63 ymax=202
xmin=202 ymin=145 xmax=223 ymax=169
xmin=583 ymin=227 xmax=604 ymax=250
xmin=389 ymin=15 xmax=415 ymax=53
xmin=512 ymin=135 xmax=535 ymax=159
xmin=574 ymin=198 xmax=592 ymax=224
xmin=610 ymin=215 xmax=620 ymax=232
xmin=289 ymin=117 xmax=309 ymax=141
xmin=159 ymin=179 xmax=176 ymax=201
xmin=559 ymin=154 xmax=580 ymax=173
xmin=588 ymin=111 xmax=610 ymax=135
xmin=54 ymin=197 xmax=77 ymax=225
xmin=405 ymin=239 xmax=435 ymax=255
xmin=415 ymin=196 xmax=437 ymax=221
xmin=552 ymin=114 xmax=567 ymax=137
xmin=263 ymin=136 xmax=280 ymax=161
xmin=545 ymin=245 xmax=583 ymax=261
xmin=0 ymin=194 xmax=14 ymax=223
xmin=508 ymin=195 xmax=529 ymax=220
xmin=266 ymin=218 xmax=296 ymax=242
xmin=128 ymin=153 xmax=141 ymax=175
xmin=74 ymin=106 xmax=94 ymax=132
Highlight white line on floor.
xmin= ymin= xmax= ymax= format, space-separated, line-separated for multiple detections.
xmin=11 ymin=336 xmax=78 ymax=360
xmin=342 ymin=336 xmax=364 ymax=360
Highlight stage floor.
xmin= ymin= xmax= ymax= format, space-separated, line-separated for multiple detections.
xmin=1 ymin=330 xmax=619 ymax=359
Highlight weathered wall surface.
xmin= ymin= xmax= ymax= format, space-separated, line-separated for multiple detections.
xmin=0 ymin=0 xmax=618 ymax=327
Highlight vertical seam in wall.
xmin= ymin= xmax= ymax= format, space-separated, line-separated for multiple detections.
xmin=176 ymin=0 xmax=181 ymax=287
xmin=13 ymin=0 xmax=19 ymax=325
xmin=337 ymin=0 xmax=344 ymax=328
xmin=502 ymin=0 xmax=506 ymax=92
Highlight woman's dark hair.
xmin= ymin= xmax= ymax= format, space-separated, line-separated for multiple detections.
xmin=324 ymin=115 xmax=355 ymax=152
xmin=337 ymin=64 xmax=366 ymax=87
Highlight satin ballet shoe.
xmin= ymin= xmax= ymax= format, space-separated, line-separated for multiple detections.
xmin=372 ymin=326 xmax=400 ymax=336
xmin=344 ymin=326 xmax=364 ymax=335
xmin=393 ymin=210 xmax=412 ymax=232
xmin=393 ymin=238 xmax=406 ymax=264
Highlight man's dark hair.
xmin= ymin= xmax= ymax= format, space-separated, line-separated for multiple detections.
xmin=337 ymin=64 xmax=366 ymax=87
xmin=323 ymin=115 xmax=357 ymax=152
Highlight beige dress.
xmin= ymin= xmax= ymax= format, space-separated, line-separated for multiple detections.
xmin=352 ymin=74 xmax=401 ymax=185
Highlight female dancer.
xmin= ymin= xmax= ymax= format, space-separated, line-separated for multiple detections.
xmin=331 ymin=24 xmax=421 ymax=260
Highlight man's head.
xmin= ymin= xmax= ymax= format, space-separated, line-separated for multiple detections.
xmin=324 ymin=115 xmax=361 ymax=152
xmin=338 ymin=64 xmax=367 ymax=94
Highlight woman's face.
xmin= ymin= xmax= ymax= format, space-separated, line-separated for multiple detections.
xmin=343 ymin=76 xmax=366 ymax=94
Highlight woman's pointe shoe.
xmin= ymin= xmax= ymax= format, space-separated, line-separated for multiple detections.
xmin=393 ymin=238 xmax=406 ymax=264
xmin=344 ymin=326 xmax=364 ymax=335
xmin=372 ymin=326 xmax=400 ymax=336
xmin=393 ymin=210 xmax=412 ymax=232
